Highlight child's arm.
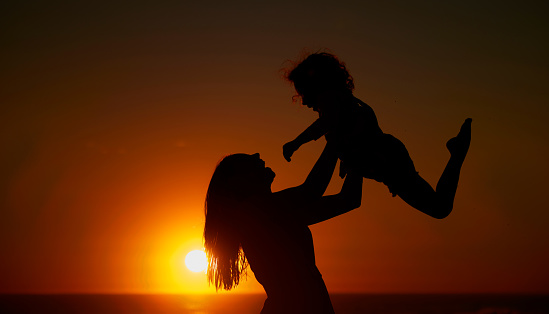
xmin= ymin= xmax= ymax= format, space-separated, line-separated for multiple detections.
xmin=283 ymin=117 xmax=330 ymax=162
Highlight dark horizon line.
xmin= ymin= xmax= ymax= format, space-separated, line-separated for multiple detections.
xmin=1 ymin=292 xmax=548 ymax=296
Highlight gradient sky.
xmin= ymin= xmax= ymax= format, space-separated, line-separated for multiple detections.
xmin=1 ymin=1 xmax=548 ymax=294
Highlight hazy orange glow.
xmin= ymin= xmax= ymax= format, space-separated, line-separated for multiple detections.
xmin=1 ymin=1 xmax=548 ymax=295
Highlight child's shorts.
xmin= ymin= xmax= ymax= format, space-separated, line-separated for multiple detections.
xmin=349 ymin=133 xmax=419 ymax=197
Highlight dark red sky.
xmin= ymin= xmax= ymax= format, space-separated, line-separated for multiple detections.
xmin=1 ymin=1 xmax=548 ymax=294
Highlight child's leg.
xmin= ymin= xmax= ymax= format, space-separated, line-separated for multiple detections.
xmin=395 ymin=118 xmax=472 ymax=218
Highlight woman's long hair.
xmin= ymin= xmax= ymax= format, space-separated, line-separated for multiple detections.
xmin=203 ymin=154 xmax=251 ymax=290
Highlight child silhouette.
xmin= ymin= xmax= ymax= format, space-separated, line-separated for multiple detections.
xmin=283 ymin=52 xmax=471 ymax=219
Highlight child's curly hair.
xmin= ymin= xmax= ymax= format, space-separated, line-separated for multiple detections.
xmin=284 ymin=52 xmax=354 ymax=99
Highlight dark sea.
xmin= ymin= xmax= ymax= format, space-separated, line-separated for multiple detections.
xmin=0 ymin=294 xmax=547 ymax=314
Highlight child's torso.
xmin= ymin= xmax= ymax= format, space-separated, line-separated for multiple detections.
xmin=326 ymin=98 xmax=398 ymax=181
xmin=327 ymin=98 xmax=382 ymax=150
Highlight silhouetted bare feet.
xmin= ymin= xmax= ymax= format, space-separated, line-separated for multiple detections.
xmin=446 ymin=118 xmax=472 ymax=162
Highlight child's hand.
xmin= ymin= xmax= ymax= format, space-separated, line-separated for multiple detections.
xmin=283 ymin=141 xmax=300 ymax=162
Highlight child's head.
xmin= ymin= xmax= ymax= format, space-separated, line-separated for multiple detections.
xmin=285 ymin=52 xmax=354 ymax=108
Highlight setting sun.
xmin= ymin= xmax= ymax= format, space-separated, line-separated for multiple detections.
xmin=185 ymin=250 xmax=208 ymax=273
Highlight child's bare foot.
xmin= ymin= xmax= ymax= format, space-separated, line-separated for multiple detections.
xmin=446 ymin=118 xmax=472 ymax=161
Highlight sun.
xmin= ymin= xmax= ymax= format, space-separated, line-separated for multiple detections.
xmin=185 ymin=249 xmax=208 ymax=273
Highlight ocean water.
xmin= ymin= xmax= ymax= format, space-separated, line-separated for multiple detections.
xmin=0 ymin=294 xmax=547 ymax=314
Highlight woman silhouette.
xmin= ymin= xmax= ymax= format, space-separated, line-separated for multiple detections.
xmin=204 ymin=142 xmax=362 ymax=313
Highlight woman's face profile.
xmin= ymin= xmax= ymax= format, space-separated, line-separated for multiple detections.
xmin=239 ymin=153 xmax=275 ymax=192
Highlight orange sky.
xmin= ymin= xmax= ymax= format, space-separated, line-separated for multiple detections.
xmin=1 ymin=1 xmax=548 ymax=294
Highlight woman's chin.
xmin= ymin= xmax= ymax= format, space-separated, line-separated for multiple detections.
xmin=266 ymin=167 xmax=276 ymax=181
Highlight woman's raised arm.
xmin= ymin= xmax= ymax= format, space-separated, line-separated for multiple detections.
xmin=303 ymin=170 xmax=363 ymax=225
xmin=273 ymin=141 xmax=339 ymax=202
xmin=300 ymin=141 xmax=339 ymax=198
